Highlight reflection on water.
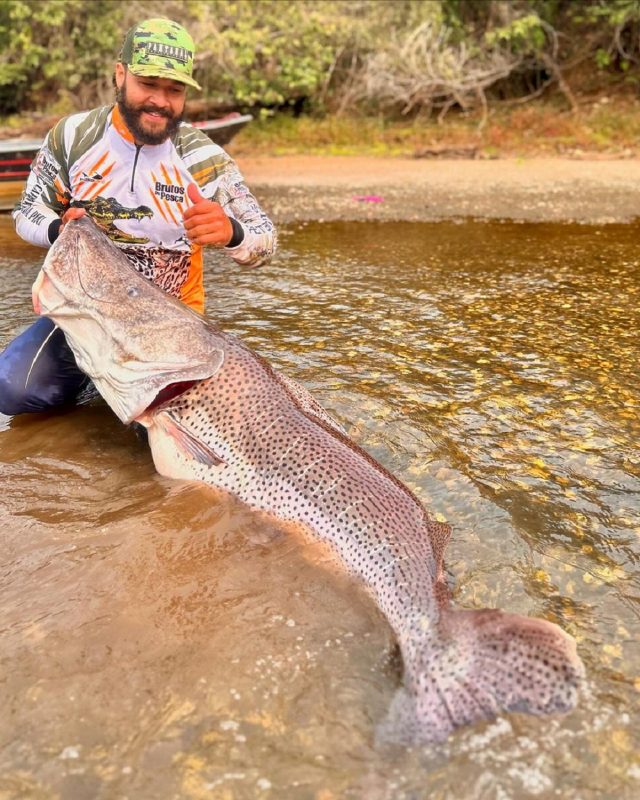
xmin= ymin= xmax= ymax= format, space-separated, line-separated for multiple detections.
xmin=1 ymin=215 xmax=639 ymax=798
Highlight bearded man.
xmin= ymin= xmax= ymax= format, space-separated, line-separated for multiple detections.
xmin=1 ymin=17 xmax=277 ymax=416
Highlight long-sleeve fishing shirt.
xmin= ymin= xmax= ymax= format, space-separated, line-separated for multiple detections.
xmin=13 ymin=105 xmax=277 ymax=313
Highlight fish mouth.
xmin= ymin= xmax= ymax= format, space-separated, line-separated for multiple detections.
xmin=34 ymin=267 xmax=211 ymax=421
xmin=32 ymin=216 xmax=226 ymax=424
xmin=100 ymin=364 xmax=213 ymax=424
xmin=33 ymin=261 xmax=82 ymax=319
xmin=32 ymin=272 xmax=43 ymax=314
xmin=32 ymin=270 xmax=55 ymax=315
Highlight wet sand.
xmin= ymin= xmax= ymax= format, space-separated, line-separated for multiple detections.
xmin=3 ymin=154 xmax=640 ymax=223
xmin=236 ymin=155 xmax=640 ymax=224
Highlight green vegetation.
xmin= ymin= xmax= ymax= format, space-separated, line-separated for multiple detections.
xmin=230 ymin=97 xmax=640 ymax=157
xmin=0 ymin=0 xmax=639 ymax=154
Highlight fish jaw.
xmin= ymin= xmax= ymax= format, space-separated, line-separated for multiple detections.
xmin=32 ymin=217 xmax=226 ymax=423
xmin=36 ymin=278 xmax=221 ymax=422
xmin=96 ymin=360 xmax=220 ymax=424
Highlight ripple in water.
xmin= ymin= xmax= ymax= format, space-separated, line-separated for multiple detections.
xmin=0 ymin=219 xmax=638 ymax=798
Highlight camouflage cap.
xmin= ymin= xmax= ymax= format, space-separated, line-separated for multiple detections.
xmin=119 ymin=18 xmax=201 ymax=90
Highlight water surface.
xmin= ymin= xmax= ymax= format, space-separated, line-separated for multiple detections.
xmin=1 ymin=215 xmax=639 ymax=799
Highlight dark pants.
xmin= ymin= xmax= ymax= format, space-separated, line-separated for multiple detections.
xmin=0 ymin=318 xmax=93 ymax=415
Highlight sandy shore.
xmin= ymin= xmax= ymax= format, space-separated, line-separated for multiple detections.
xmin=235 ymin=155 xmax=640 ymax=224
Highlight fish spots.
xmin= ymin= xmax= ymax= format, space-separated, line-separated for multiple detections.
xmin=43 ymin=215 xmax=584 ymax=745
xmin=152 ymin=332 xmax=584 ymax=743
xmin=157 ymin=337 xmax=445 ymax=630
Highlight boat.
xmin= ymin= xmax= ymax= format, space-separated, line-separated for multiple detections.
xmin=0 ymin=139 xmax=42 ymax=210
xmin=0 ymin=113 xmax=253 ymax=210
xmin=191 ymin=113 xmax=253 ymax=146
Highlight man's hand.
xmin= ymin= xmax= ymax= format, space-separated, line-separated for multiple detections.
xmin=60 ymin=206 xmax=86 ymax=232
xmin=184 ymin=183 xmax=233 ymax=247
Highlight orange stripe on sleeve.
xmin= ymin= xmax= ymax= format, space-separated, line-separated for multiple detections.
xmin=53 ymin=176 xmax=69 ymax=206
xmin=51 ymin=123 xmax=62 ymax=152
xmin=191 ymin=166 xmax=215 ymax=183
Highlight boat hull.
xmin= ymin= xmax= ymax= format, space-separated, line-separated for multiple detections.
xmin=0 ymin=115 xmax=252 ymax=210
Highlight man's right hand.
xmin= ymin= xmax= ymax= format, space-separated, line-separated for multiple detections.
xmin=48 ymin=206 xmax=86 ymax=244
xmin=60 ymin=206 xmax=86 ymax=232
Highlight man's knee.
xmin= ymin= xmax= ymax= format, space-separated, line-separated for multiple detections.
xmin=0 ymin=372 xmax=29 ymax=416
xmin=0 ymin=334 xmax=34 ymax=415
xmin=0 ymin=355 xmax=57 ymax=415
xmin=0 ymin=367 xmax=84 ymax=415
xmin=0 ymin=319 xmax=83 ymax=416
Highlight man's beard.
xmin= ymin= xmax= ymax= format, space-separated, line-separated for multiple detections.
xmin=116 ymin=82 xmax=183 ymax=145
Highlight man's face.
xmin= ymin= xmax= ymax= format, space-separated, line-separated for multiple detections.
xmin=115 ymin=64 xmax=186 ymax=145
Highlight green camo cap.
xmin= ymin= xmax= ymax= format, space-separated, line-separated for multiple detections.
xmin=120 ymin=18 xmax=201 ymax=90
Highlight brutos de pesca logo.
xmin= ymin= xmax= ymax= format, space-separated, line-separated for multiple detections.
xmin=155 ymin=181 xmax=185 ymax=202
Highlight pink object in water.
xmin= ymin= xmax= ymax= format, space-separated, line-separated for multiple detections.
xmin=352 ymin=195 xmax=384 ymax=203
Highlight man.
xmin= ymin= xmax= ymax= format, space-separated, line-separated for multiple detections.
xmin=0 ymin=17 xmax=277 ymax=416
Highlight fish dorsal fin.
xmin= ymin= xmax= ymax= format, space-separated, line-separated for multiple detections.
xmin=275 ymin=371 xmax=346 ymax=435
xmin=155 ymin=411 xmax=225 ymax=466
xmin=427 ymin=518 xmax=452 ymax=606
xmin=427 ymin=518 xmax=452 ymax=570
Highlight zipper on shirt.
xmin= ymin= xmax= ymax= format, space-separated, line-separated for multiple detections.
xmin=130 ymin=144 xmax=143 ymax=193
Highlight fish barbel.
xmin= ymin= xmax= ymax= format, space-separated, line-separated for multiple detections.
xmin=32 ymin=218 xmax=585 ymax=744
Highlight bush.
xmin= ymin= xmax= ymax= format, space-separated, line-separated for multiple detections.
xmin=0 ymin=0 xmax=638 ymax=120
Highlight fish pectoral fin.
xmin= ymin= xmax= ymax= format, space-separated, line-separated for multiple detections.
xmin=155 ymin=411 xmax=225 ymax=466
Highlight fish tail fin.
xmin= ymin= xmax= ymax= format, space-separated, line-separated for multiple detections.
xmin=377 ymin=608 xmax=585 ymax=746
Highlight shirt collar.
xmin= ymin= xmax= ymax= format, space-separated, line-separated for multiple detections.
xmin=111 ymin=104 xmax=135 ymax=144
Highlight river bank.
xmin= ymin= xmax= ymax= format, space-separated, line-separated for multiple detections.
xmin=236 ymin=155 xmax=640 ymax=225
xmin=3 ymin=154 xmax=640 ymax=227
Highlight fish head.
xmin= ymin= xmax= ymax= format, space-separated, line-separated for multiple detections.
xmin=32 ymin=216 xmax=224 ymax=423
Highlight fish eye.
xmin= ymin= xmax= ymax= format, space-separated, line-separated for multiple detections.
xmin=127 ymin=287 xmax=139 ymax=298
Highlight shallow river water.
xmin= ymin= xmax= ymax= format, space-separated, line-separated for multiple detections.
xmin=0 ymin=215 xmax=639 ymax=799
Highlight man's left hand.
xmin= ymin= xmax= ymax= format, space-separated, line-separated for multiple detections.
xmin=184 ymin=183 xmax=233 ymax=247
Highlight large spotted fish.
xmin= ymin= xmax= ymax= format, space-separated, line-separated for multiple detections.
xmin=32 ymin=217 xmax=584 ymax=744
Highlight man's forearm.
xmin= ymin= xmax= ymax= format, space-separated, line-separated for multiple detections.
xmin=206 ymin=158 xmax=278 ymax=268
xmin=224 ymin=213 xmax=277 ymax=267
xmin=13 ymin=205 xmax=61 ymax=248
xmin=221 ymin=184 xmax=278 ymax=267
